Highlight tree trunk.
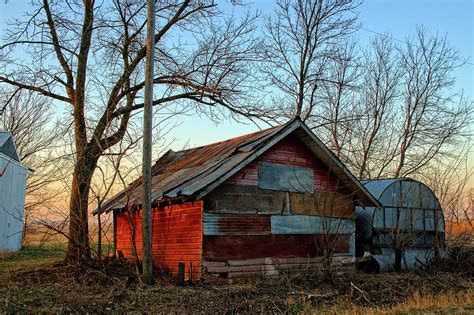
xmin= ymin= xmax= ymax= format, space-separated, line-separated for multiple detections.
xmin=66 ymin=154 xmax=97 ymax=263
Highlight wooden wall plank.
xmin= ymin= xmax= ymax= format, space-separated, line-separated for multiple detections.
xmin=214 ymin=135 xmax=356 ymax=220
xmin=202 ymin=256 xmax=356 ymax=283
xmin=203 ymin=184 xmax=287 ymax=214
xmin=290 ymin=191 xmax=354 ymax=218
xmin=224 ymin=135 xmax=344 ymax=193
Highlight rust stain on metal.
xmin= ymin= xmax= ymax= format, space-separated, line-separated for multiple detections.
xmin=203 ymin=234 xmax=350 ymax=260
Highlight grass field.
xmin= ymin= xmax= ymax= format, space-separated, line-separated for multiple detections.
xmin=0 ymin=245 xmax=473 ymax=313
xmin=0 ymin=244 xmax=66 ymax=272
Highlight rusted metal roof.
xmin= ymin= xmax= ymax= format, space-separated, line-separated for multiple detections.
xmin=94 ymin=118 xmax=379 ymax=215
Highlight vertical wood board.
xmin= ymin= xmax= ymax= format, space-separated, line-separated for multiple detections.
xmin=0 ymin=154 xmax=27 ymax=252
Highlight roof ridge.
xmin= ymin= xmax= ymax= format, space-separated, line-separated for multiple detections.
xmin=169 ymin=123 xmax=283 ymax=156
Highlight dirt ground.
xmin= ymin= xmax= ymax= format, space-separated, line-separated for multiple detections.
xmin=0 ymin=245 xmax=473 ymax=314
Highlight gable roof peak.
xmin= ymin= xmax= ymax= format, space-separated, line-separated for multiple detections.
xmin=94 ymin=117 xmax=379 ymax=214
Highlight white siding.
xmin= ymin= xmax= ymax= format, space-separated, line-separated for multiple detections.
xmin=0 ymin=153 xmax=27 ymax=251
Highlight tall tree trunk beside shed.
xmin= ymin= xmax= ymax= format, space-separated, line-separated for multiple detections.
xmin=1 ymin=0 xmax=261 ymax=264
xmin=67 ymin=153 xmax=99 ymax=262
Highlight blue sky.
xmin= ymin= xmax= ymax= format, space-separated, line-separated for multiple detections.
xmin=1 ymin=0 xmax=473 ymax=149
xmin=169 ymin=0 xmax=474 ymax=148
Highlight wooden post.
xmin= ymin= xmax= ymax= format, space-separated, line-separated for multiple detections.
xmin=113 ymin=210 xmax=117 ymax=255
xmin=141 ymin=0 xmax=155 ymax=285
xmin=177 ymin=262 xmax=185 ymax=286
xmin=97 ymin=204 xmax=102 ymax=260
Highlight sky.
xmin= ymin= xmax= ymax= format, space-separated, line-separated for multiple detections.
xmin=157 ymin=0 xmax=474 ymax=149
xmin=1 ymin=0 xmax=473 ymax=160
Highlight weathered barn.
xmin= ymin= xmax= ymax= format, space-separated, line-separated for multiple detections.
xmin=0 ymin=132 xmax=28 ymax=252
xmin=97 ymin=118 xmax=380 ymax=282
xmin=356 ymin=178 xmax=445 ymax=272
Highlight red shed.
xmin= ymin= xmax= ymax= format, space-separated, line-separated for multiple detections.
xmin=95 ymin=118 xmax=379 ymax=282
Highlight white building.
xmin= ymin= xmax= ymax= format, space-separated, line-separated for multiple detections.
xmin=0 ymin=132 xmax=28 ymax=251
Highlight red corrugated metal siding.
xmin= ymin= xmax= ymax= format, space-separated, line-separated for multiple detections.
xmin=205 ymin=214 xmax=271 ymax=234
xmin=225 ymin=135 xmax=341 ymax=192
xmin=115 ymin=201 xmax=203 ymax=281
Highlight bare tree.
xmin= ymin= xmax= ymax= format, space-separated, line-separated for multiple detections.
xmin=89 ymin=116 xmax=177 ymax=259
xmin=345 ymin=36 xmax=401 ymax=179
xmin=422 ymin=142 xmax=473 ymax=260
xmin=315 ymin=185 xmax=357 ymax=279
xmin=391 ymin=28 xmax=472 ymax=178
xmin=324 ymin=29 xmax=472 ymax=180
xmin=0 ymin=89 xmax=63 ymax=241
xmin=262 ymin=0 xmax=360 ymax=120
xmin=308 ymin=40 xmax=360 ymax=158
xmin=0 ymin=0 xmax=261 ymax=263
xmin=263 ymin=1 xmax=472 ymax=181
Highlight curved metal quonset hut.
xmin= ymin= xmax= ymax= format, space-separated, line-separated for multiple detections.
xmin=356 ymin=178 xmax=445 ymax=272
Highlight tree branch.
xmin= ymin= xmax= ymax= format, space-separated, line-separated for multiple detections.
xmin=43 ymin=0 xmax=75 ymax=97
xmin=0 ymin=76 xmax=72 ymax=104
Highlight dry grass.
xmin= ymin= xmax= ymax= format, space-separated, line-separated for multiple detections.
xmin=24 ymin=223 xmax=114 ymax=245
xmin=0 ymin=244 xmax=66 ymax=272
xmin=389 ymin=290 xmax=474 ymax=313
xmin=0 ymin=245 xmax=473 ymax=314
xmin=324 ymin=290 xmax=474 ymax=314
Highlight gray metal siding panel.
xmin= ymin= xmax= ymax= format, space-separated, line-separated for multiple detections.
xmin=271 ymin=215 xmax=355 ymax=234
xmin=258 ymin=161 xmax=314 ymax=193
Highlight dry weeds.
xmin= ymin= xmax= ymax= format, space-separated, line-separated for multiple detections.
xmin=0 ymin=255 xmax=473 ymax=314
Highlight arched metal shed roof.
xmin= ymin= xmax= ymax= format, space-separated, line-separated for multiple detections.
xmin=360 ymin=178 xmax=403 ymax=201
xmin=356 ymin=178 xmax=445 ymax=238
xmin=361 ymin=178 xmax=440 ymax=209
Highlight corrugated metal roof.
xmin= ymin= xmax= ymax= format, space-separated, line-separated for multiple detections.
xmin=0 ymin=132 xmax=20 ymax=162
xmin=360 ymin=178 xmax=408 ymax=200
xmin=94 ymin=118 xmax=380 ymax=214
